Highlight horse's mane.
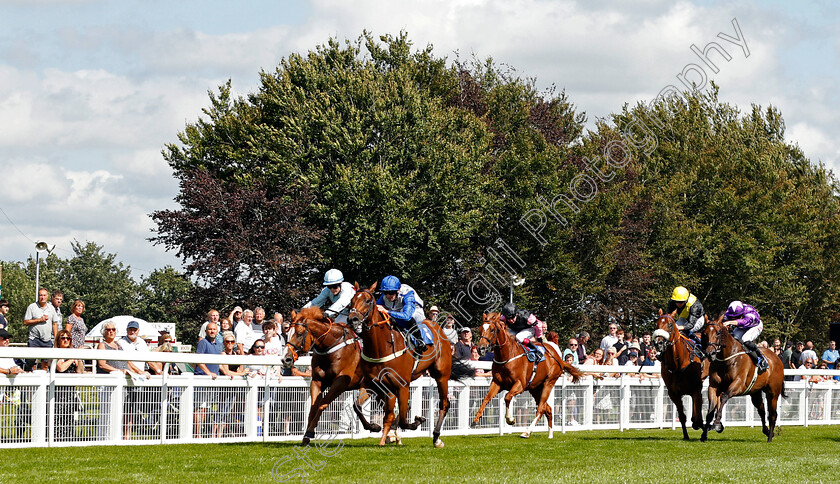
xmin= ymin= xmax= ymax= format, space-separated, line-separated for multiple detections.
xmin=297 ymin=306 xmax=327 ymax=321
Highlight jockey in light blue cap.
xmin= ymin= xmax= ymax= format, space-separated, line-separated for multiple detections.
xmin=376 ymin=275 xmax=427 ymax=352
xmin=303 ymin=269 xmax=356 ymax=324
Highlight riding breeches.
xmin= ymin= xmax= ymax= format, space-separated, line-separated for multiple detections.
xmin=677 ymin=316 xmax=704 ymax=334
xmin=732 ymin=323 xmax=763 ymax=343
xmin=515 ymin=327 xmax=536 ymax=343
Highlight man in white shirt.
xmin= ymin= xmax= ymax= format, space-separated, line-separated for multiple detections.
xmin=23 ymin=288 xmax=58 ymax=371
xmin=599 ymin=323 xmax=619 ymax=352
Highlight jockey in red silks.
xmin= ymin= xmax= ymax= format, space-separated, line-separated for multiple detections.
xmin=500 ymin=302 xmax=546 ymax=354
xmin=723 ymin=300 xmax=768 ymax=372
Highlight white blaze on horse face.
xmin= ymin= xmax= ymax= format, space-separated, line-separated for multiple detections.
xmin=482 ymin=323 xmax=489 ymax=331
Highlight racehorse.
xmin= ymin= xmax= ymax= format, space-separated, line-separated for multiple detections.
xmin=652 ymin=309 xmax=708 ymax=440
xmin=700 ymin=315 xmax=785 ymax=442
xmin=283 ymin=307 xmax=381 ymax=446
xmin=347 ymin=282 xmax=472 ymax=447
xmin=471 ymin=312 xmax=583 ymax=439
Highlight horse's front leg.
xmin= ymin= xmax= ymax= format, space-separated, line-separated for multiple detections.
xmin=378 ymin=392 xmax=397 ymax=447
xmin=504 ymin=380 xmax=526 ymax=426
xmin=472 ymin=381 xmax=502 ymax=426
xmin=702 ymin=386 xmax=721 ymax=442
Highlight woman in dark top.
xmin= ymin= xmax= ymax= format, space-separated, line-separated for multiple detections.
xmin=55 ymin=330 xmax=84 ymax=441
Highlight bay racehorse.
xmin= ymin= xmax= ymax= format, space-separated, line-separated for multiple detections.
xmin=283 ymin=307 xmax=381 ymax=446
xmin=652 ymin=309 xmax=708 ymax=440
xmin=347 ymin=282 xmax=472 ymax=447
xmin=472 ymin=312 xmax=583 ymax=438
xmin=700 ymin=315 xmax=785 ymax=442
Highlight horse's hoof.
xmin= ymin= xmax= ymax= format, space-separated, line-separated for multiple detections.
xmin=414 ymin=416 xmax=427 ymax=425
xmin=470 ymin=420 xmax=478 ymax=428
xmin=434 ymin=439 xmax=444 ymax=448
xmin=519 ymin=432 xmax=530 ymax=439
xmin=301 ymin=438 xmax=310 ymax=446
xmin=506 ymin=418 xmax=516 ymax=426
xmin=547 ymin=432 xmax=554 ymax=440
xmin=762 ymin=427 xmax=770 ymax=437
xmin=700 ymin=434 xmax=707 ymax=442
xmin=714 ymin=423 xmax=724 ymax=433
xmin=369 ymin=424 xmax=382 ymax=433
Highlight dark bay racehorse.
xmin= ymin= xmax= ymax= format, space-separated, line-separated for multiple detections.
xmin=700 ymin=315 xmax=785 ymax=442
xmin=348 ymin=282 xmax=471 ymax=447
xmin=652 ymin=309 xmax=707 ymax=440
xmin=472 ymin=312 xmax=583 ymax=438
xmin=283 ymin=307 xmax=381 ymax=446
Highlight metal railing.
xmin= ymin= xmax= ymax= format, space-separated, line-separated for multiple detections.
xmin=1 ymin=347 xmax=839 ymax=447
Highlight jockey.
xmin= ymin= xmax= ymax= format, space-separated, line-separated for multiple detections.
xmin=723 ymin=300 xmax=768 ymax=372
xmin=376 ymin=275 xmax=427 ymax=353
xmin=303 ymin=269 xmax=356 ymax=324
xmin=666 ymin=286 xmax=705 ymax=345
xmin=500 ymin=302 xmax=546 ymax=354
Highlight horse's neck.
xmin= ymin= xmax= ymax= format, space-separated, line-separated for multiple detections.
xmin=360 ymin=313 xmax=401 ymax=355
xmin=497 ymin=327 xmax=523 ymax=359
xmin=310 ymin=321 xmax=341 ymax=349
xmin=720 ymin=330 xmax=742 ymax=356
xmin=666 ymin=328 xmax=689 ymax=367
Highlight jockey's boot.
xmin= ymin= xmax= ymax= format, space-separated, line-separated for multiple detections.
xmin=685 ymin=332 xmax=705 ymax=360
xmin=742 ymin=340 xmax=767 ymax=373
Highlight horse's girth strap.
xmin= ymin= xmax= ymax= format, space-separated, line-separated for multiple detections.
xmin=361 ymin=347 xmax=406 ymax=363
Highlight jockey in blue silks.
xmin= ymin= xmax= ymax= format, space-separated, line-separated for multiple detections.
xmin=303 ymin=269 xmax=356 ymax=324
xmin=377 ymin=275 xmax=428 ymax=353
xmin=723 ymin=300 xmax=768 ymax=372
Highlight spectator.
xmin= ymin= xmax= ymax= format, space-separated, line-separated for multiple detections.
xmin=198 ymin=310 xmax=222 ymax=345
xmin=821 ymin=341 xmax=838 ymax=370
xmin=546 ymin=331 xmax=560 ymax=345
xmin=576 ymin=331 xmax=590 ymax=362
xmin=0 ymin=329 xmax=23 ymax=376
xmin=220 ymin=318 xmax=234 ymax=347
xmin=772 ymin=339 xmax=782 ymax=356
xmin=194 ymin=322 xmax=222 ymax=438
xmin=234 ymin=310 xmax=258 ymax=355
xmin=50 ymin=290 xmax=64 ymax=339
xmin=613 ymin=330 xmax=628 ymax=363
xmin=790 ymin=342 xmax=804 ymax=369
xmin=781 ymin=342 xmax=794 ymax=381
xmin=583 ymin=348 xmax=604 ymax=366
xmin=64 ymin=299 xmax=88 ymax=349
xmin=0 ymin=299 xmax=9 ymax=331
xmin=800 ymin=346 xmax=818 ymax=366
xmin=798 ymin=356 xmax=817 ymax=381
xmin=454 ymin=328 xmax=472 ymax=361
xmin=639 ymin=332 xmax=652 ymax=362
xmin=54 ymin=329 xmax=83 ymax=441
xmin=23 ymin=288 xmax=58 ymax=371
xmin=758 ymin=340 xmax=769 ymax=349
xmin=623 ymin=347 xmax=641 ymax=373
xmin=218 ymin=331 xmax=247 ymax=438
xmin=564 ymin=338 xmax=579 ymax=365
xmin=599 ymin=323 xmax=619 ymax=352
xmin=428 ymin=306 xmax=440 ymax=323
xmin=120 ymin=320 xmax=154 ymax=440
xmin=470 ymin=346 xmax=491 ymax=377
xmin=442 ymin=315 xmax=458 ymax=345
xmin=641 ymin=347 xmax=661 ymax=379
xmin=229 ymin=306 xmax=245 ymax=329
xmin=96 ymin=320 xmax=127 ymax=441
xmin=805 ymin=340 xmax=815 ymax=352
xmin=262 ymin=321 xmax=284 ymax=357
xmin=253 ymin=307 xmax=267 ymax=332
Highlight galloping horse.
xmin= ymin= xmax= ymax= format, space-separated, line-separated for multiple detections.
xmin=283 ymin=307 xmax=381 ymax=446
xmin=472 ymin=312 xmax=583 ymax=438
xmin=700 ymin=315 xmax=785 ymax=442
xmin=347 ymin=282 xmax=471 ymax=447
xmin=652 ymin=309 xmax=708 ymax=440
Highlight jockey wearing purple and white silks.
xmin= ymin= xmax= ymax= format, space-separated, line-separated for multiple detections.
xmin=723 ymin=300 xmax=767 ymax=371
xmin=723 ymin=301 xmax=763 ymax=343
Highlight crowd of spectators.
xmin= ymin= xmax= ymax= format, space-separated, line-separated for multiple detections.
xmin=3 ymin=288 xmax=840 ymax=440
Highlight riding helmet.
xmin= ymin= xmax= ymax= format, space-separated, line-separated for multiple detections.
xmin=323 ymin=269 xmax=344 ymax=286
xmin=501 ymin=302 xmax=517 ymax=320
xmin=381 ymin=275 xmax=402 ymax=292
xmin=671 ymin=286 xmax=690 ymax=302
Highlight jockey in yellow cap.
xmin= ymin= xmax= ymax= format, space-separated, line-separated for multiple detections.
xmin=666 ymin=286 xmax=706 ymax=349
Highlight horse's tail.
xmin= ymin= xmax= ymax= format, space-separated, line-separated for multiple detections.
xmin=450 ymin=358 xmax=476 ymax=383
xmin=559 ymin=358 xmax=584 ymax=384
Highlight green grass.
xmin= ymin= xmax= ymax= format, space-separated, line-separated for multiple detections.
xmin=1 ymin=425 xmax=838 ymax=483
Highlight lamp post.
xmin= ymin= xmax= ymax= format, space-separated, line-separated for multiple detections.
xmin=34 ymin=241 xmax=51 ymax=301
xmin=510 ymin=275 xmax=525 ymax=304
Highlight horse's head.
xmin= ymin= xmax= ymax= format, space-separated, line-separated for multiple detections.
xmin=283 ymin=308 xmax=323 ymax=368
xmin=652 ymin=308 xmax=677 ymax=354
xmin=701 ymin=314 xmax=727 ymax=360
xmin=476 ymin=312 xmax=502 ymax=357
xmin=348 ymin=281 xmax=379 ymax=331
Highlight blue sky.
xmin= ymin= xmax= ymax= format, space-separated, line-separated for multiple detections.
xmin=1 ymin=0 xmax=839 ymax=280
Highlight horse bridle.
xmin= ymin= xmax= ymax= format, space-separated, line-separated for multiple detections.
xmin=348 ymin=289 xmax=378 ymax=331
xmin=285 ymin=317 xmax=337 ymax=361
xmin=704 ymin=323 xmax=726 ymax=361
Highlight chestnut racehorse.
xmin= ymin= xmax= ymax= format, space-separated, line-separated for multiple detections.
xmin=347 ymin=282 xmax=471 ymax=447
xmin=652 ymin=309 xmax=708 ymax=440
xmin=700 ymin=315 xmax=785 ymax=442
xmin=472 ymin=312 xmax=582 ymax=438
xmin=283 ymin=307 xmax=381 ymax=446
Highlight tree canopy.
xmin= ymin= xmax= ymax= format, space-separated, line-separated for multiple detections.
xmin=153 ymin=32 xmax=840 ymax=345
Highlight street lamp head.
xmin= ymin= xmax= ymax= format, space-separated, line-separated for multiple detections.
xmin=512 ymin=276 xmax=525 ymax=286
xmin=35 ymin=241 xmax=48 ymax=252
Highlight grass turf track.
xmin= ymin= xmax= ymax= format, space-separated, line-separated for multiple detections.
xmin=2 ymin=425 xmax=837 ymax=483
